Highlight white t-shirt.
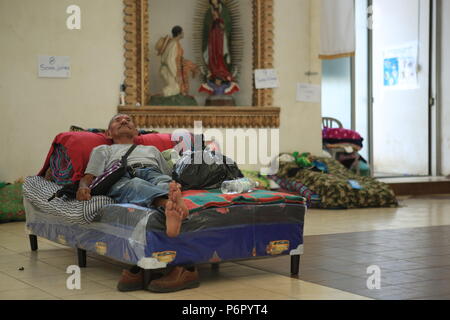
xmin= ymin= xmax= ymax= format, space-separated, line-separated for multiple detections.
xmin=85 ymin=144 xmax=171 ymax=177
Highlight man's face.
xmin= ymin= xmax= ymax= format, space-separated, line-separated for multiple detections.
xmin=106 ymin=114 xmax=138 ymax=140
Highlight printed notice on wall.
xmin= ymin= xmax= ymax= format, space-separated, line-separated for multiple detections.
xmin=296 ymin=83 xmax=321 ymax=103
xmin=383 ymin=42 xmax=418 ymax=90
xmin=254 ymin=69 xmax=279 ymax=89
xmin=38 ymin=56 xmax=71 ymax=78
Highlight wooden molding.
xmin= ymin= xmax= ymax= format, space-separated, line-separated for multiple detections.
xmin=123 ymin=0 xmax=149 ymax=105
xmin=118 ymin=106 xmax=280 ymax=128
xmin=122 ymin=0 xmax=277 ymax=128
xmin=252 ymin=0 xmax=274 ymax=107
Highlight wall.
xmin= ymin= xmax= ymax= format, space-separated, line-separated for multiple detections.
xmin=0 ymin=0 xmax=123 ymax=182
xmin=354 ymin=0 xmax=369 ymax=161
xmin=275 ymin=0 xmax=322 ymax=157
xmin=0 ymin=0 xmax=322 ymax=182
xmin=440 ymin=0 xmax=450 ymax=175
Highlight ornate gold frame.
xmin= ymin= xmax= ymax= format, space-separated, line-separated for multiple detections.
xmin=120 ymin=0 xmax=279 ymax=128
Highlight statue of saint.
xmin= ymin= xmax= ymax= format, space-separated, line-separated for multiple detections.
xmin=151 ymin=26 xmax=198 ymax=106
xmin=202 ymin=0 xmax=232 ymax=82
xmin=198 ymin=0 xmax=240 ymax=104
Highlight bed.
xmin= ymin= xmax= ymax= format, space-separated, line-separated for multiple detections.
xmin=23 ymin=126 xmax=307 ymax=279
xmin=23 ymin=177 xmax=306 ymax=278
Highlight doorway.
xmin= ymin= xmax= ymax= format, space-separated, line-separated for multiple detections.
xmin=321 ymin=0 xmax=434 ymax=177
xmin=370 ymin=0 xmax=432 ymax=177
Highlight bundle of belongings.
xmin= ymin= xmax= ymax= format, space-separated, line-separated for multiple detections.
xmin=0 ymin=181 xmax=26 ymax=223
xmin=271 ymin=153 xmax=398 ymax=209
xmin=322 ymin=127 xmax=370 ymax=176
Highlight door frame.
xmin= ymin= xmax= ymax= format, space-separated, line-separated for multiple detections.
xmin=366 ymin=0 xmax=438 ymax=177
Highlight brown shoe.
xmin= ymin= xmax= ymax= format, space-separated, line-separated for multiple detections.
xmin=147 ymin=266 xmax=200 ymax=293
xmin=117 ymin=269 xmax=145 ymax=292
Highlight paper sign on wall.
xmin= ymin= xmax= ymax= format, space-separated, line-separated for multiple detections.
xmin=383 ymin=42 xmax=418 ymax=90
xmin=38 ymin=56 xmax=71 ymax=78
xmin=254 ymin=69 xmax=279 ymax=89
xmin=296 ymin=83 xmax=321 ymax=103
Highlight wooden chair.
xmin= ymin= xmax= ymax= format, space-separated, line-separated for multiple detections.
xmin=322 ymin=117 xmax=343 ymax=129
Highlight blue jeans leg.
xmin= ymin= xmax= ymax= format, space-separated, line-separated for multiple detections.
xmin=107 ymin=172 xmax=170 ymax=208
xmin=133 ymin=167 xmax=173 ymax=191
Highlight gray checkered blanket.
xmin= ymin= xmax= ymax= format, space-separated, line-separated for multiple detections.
xmin=23 ymin=176 xmax=115 ymax=224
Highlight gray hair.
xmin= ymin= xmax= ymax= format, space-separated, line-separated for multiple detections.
xmin=108 ymin=113 xmax=132 ymax=129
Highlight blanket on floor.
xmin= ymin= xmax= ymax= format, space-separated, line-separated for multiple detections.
xmin=268 ymin=175 xmax=321 ymax=208
xmin=276 ymin=157 xmax=398 ymax=209
xmin=0 ymin=182 xmax=26 ymax=223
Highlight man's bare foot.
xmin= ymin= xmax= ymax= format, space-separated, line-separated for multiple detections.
xmin=164 ymin=182 xmax=189 ymax=237
xmin=165 ymin=200 xmax=183 ymax=238
xmin=169 ymin=181 xmax=189 ymax=219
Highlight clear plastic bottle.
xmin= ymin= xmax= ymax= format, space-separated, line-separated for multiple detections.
xmin=221 ymin=178 xmax=259 ymax=194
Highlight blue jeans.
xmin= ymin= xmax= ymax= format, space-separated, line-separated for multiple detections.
xmin=107 ymin=167 xmax=172 ymax=208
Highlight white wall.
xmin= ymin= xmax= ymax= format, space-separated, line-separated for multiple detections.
xmin=0 ymin=0 xmax=322 ymax=182
xmin=440 ymin=0 xmax=450 ymax=175
xmin=0 ymin=0 xmax=123 ymax=182
xmin=275 ymin=0 xmax=322 ymax=157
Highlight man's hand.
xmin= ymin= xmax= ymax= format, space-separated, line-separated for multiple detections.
xmin=77 ymin=174 xmax=95 ymax=201
xmin=76 ymin=187 xmax=92 ymax=201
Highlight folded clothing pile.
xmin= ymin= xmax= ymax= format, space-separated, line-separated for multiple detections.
xmin=322 ymin=127 xmax=364 ymax=152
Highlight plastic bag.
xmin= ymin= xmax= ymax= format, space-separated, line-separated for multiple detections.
xmin=172 ymin=150 xmax=243 ymax=190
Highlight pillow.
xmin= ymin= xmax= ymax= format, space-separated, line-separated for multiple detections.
xmin=39 ymin=132 xmax=176 ymax=182
xmin=134 ymin=133 xmax=175 ymax=152
xmin=38 ymin=131 xmax=111 ymax=182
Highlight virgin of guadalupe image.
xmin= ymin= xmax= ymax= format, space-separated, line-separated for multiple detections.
xmin=198 ymin=0 xmax=240 ymax=105
xmin=150 ymin=26 xmax=199 ymax=106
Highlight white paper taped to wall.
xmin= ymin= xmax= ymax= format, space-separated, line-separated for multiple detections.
xmin=296 ymin=83 xmax=321 ymax=103
xmin=254 ymin=69 xmax=279 ymax=89
xmin=38 ymin=56 xmax=71 ymax=78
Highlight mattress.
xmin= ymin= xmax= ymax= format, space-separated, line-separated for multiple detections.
xmin=24 ymin=177 xmax=306 ymax=269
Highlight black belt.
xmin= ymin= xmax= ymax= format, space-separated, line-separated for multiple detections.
xmin=128 ymin=163 xmax=154 ymax=170
xmin=127 ymin=163 xmax=156 ymax=178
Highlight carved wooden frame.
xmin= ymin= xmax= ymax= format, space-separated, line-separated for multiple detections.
xmin=120 ymin=0 xmax=279 ymax=128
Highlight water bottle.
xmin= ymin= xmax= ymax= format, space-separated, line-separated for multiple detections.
xmin=221 ymin=178 xmax=259 ymax=194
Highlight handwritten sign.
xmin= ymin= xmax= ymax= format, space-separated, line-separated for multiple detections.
xmin=254 ymin=69 xmax=279 ymax=89
xmin=38 ymin=56 xmax=71 ymax=78
xmin=296 ymin=83 xmax=321 ymax=103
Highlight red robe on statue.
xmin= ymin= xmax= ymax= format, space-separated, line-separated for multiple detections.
xmin=208 ymin=17 xmax=232 ymax=81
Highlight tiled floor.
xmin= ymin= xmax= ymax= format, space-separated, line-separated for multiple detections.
xmin=240 ymin=225 xmax=450 ymax=300
xmin=1 ymin=195 xmax=450 ymax=300
xmin=0 ymin=223 xmax=368 ymax=300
